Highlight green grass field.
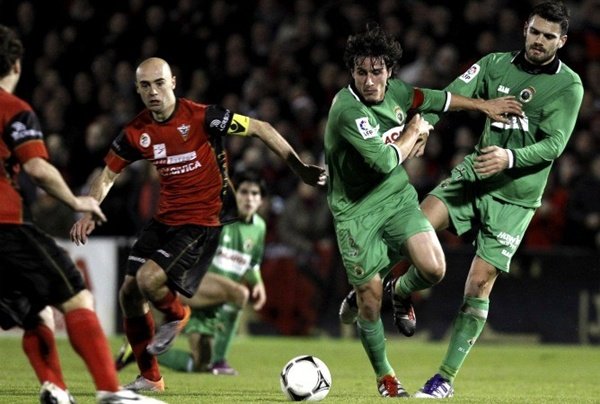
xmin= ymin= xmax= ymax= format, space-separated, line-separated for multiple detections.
xmin=0 ymin=335 xmax=599 ymax=403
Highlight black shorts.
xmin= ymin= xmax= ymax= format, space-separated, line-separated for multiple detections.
xmin=127 ymin=219 xmax=222 ymax=298
xmin=0 ymin=224 xmax=86 ymax=329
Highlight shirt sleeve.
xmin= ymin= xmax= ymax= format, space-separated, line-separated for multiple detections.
xmin=512 ymin=82 xmax=584 ymax=168
xmin=422 ymin=55 xmax=489 ymax=126
xmin=104 ymin=130 xmax=141 ymax=173
xmin=6 ymin=110 xmax=49 ymax=163
xmin=337 ymin=107 xmax=401 ymax=174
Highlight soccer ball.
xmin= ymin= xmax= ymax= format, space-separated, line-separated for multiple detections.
xmin=280 ymin=355 xmax=332 ymax=401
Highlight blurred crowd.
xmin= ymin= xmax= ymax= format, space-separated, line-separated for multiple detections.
xmin=2 ymin=0 xmax=600 ymax=251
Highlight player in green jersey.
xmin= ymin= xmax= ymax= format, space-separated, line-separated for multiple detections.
xmin=116 ymin=171 xmax=267 ymax=375
xmin=324 ymin=24 xmax=522 ymax=397
xmin=409 ymin=1 xmax=582 ymax=398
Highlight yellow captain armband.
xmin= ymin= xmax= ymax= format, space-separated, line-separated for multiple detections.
xmin=227 ymin=113 xmax=251 ymax=136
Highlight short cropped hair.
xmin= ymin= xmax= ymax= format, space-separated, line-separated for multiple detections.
xmin=530 ymin=1 xmax=570 ymax=35
xmin=233 ymin=170 xmax=267 ymax=197
xmin=0 ymin=25 xmax=24 ymax=78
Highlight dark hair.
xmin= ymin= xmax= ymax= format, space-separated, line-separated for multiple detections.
xmin=343 ymin=23 xmax=403 ymax=71
xmin=529 ymin=1 xmax=570 ymax=35
xmin=0 ymin=25 xmax=24 ymax=78
xmin=233 ymin=170 xmax=267 ymax=197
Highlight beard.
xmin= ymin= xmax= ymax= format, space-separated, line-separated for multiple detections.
xmin=525 ymin=45 xmax=554 ymax=65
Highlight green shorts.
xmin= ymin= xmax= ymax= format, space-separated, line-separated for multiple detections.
xmin=334 ymin=186 xmax=432 ymax=286
xmin=184 ymin=306 xmax=220 ymax=336
xmin=429 ymin=156 xmax=535 ymax=272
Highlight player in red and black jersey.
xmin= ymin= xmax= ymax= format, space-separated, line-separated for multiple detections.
xmin=70 ymin=57 xmax=326 ymax=392
xmin=0 ymin=25 xmax=165 ymax=404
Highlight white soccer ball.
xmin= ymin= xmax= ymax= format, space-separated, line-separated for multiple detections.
xmin=280 ymin=355 xmax=332 ymax=401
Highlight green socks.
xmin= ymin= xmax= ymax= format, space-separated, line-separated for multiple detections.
xmin=357 ymin=317 xmax=393 ymax=378
xmin=157 ymin=348 xmax=194 ymax=372
xmin=212 ymin=304 xmax=241 ymax=364
xmin=439 ymin=296 xmax=489 ymax=383
xmin=395 ymin=265 xmax=435 ymax=298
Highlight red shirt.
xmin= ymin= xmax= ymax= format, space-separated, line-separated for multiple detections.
xmin=105 ymin=98 xmax=238 ymax=227
xmin=0 ymin=89 xmax=48 ymax=224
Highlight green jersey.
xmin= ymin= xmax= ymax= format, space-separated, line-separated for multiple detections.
xmin=324 ymin=80 xmax=449 ymax=220
xmin=425 ymin=51 xmax=583 ymax=208
xmin=208 ymin=214 xmax=266 ymax=286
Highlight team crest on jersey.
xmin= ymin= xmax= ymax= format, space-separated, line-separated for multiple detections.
xmin=355 ymin=117 xmax=379 ymax=139
xmin=177 ymin=124 xmax=191 ymax=140
xmin=519 ymin=86 xmax=536 ymax=103
xmin=153 ymin=143 xmax=167 ymax=159
xmin=459 ymin=64 xmax=480 ymax=83
xmin=394 ymin=107 xmax=406 ymax=125
xmin=243 ymin=238 xmax=254 ymax=252
xmin=139 ymin=133 xmax=151 ymax=148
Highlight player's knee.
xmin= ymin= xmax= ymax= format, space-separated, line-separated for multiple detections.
xmin=232 ymin=284 xmax=249 ymax=307
xmin=60 ymin=289 xmax=95 ymax=313
xmin=418 ymin=254 xmax=446 ymax=285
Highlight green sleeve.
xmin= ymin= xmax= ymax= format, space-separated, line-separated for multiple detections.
xmin=337 ymin=107 xmax=400 ymax=173
xmin=422 ymin=55 xmax=490 ymax=126
xmin=512 ymin=82 xmax=584 ymax=167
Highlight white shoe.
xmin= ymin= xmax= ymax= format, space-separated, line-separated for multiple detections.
xmin=96 ymin=389 xmax=167 ymax=403
xmin=39 ymin=381 xmax=75 ymax=404
xmin=414 ymin=374 xmax=454 ymax=398
xmin=122 ymin=375 xmax=165 ymax=392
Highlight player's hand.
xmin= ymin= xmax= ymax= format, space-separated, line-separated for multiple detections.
xmin=70 ymin=213 xmax=99 ymax=246
xmin=251 ymin=282 xmax=267 ymax=310
xmin=474 ymin=146 xmax=510 ymax=176
xmin=298 ymin=164 xmax=327 ymax=187
xmin=407 ymin=132 xmax=429 ymax=159
xmin=71 ymin=196 xmax=106 ymax=223
xmin=481 ymin=96 xmax=523 ymax=124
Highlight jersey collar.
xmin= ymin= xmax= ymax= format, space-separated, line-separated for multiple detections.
xmin=512 ymin=50 xmax=561 ymax=75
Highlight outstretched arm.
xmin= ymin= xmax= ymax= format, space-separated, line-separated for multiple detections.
xmin=247 ymin=118 xmax=326 ymax=186
xmin=69 ymin=166 xmax=120 ymax=245
xmin=449 ymin=95 xmax=523 ymax=124
xmin=23 ymin=157 xmax=106 ymax=221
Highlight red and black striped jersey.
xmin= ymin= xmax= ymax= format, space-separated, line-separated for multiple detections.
xmin=105 ymin=98 xmax=240 ymax=227
xmin=0 ymin=88 xmax=48 ymax=224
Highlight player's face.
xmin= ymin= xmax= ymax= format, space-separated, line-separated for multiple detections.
xmin=351 ymin=57 xmax=392 ymax=103
xmin=523 ymin=16 xmax=566 ymax=65
xmin=135 ymin=62 xmax=177 ymax=121
xmin=236 ymin=182 xmax=262 ymax=220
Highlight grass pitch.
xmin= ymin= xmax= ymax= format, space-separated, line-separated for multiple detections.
xmin=0 ymin=334 xmax=599 ymax=403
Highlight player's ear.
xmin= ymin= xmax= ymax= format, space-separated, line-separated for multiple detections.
xmin=558 ymin=35 xmax=567 ymax=49
xmin=172 ymin=76 xmax=176 ymax=90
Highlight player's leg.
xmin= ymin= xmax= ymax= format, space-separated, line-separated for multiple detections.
xmin=334 ymin=213 xmax=408 ymax=397
xmin=120 ymin=274 xmax=164 ymax=390
xmin=210 ymin=304 xmax=241 ymax=375
xmin=383 ymin=190 xmax=445 ymax=337
xmin=182 ymin=272 xmax=249 ymax=309
xmin=22 ymin=307 xmax=67 ymax=390
xmin=144 ymin=224 xmax=221 ymax=356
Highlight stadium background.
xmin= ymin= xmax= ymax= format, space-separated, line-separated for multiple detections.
xmin=0 ymin=0 xmax=599 ymax=343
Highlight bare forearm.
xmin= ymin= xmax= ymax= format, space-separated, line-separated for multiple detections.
xmin=23 ymin=158 xmax=78 ymax=209
xmin=249 ymin=119 xmax=305 ymax=173
xmin=86 ymin=166 xmax=119 ymax=204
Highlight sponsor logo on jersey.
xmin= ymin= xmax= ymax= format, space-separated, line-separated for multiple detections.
xmin=491 ymin=114 xmax=529 ymax=131
xmin=166 ymin=151 xmax=197 ymax=164
xmin=227 ymin=114 xmax=250 ymax=135
xmin=381 ymin=125 xmax=405 ymax=144
xmin=459 ymin=64 xmax=480 ymax=83
xmin=243 ymin=238 xmax=254 ymax=252
xmin=213 ymin=246 xmax=252 ymax=276
xmin=9 ymin=121 xmax=42 ymax=142
xmin=519 ymin=86 xmax=535 ymax=103
xmin=177 ymin=124 xmax=191 ymax=140
xmin=497 ymin=85 xmax=510 ymax=94
xmin=139 ymin=133 xmax=151 ymax=148
xmin=157 ymin=161 xmax=202 ymax=176
xmin=153 ymin=143 xmax=167 ymax=159
xmin=355 ymin=117 xmax=379 ymax=139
